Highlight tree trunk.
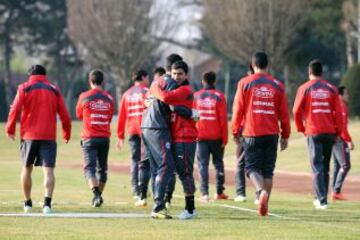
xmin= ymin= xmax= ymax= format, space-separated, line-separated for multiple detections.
xmin=283 ymin=64 xmax=290 ymax=94
xmin=345 ymin=33 xmax=355 ymax=68
xmin=4 ymin=33 xmax=13 ymax=109
xmin=223 ymin=60 xmax=231 ymax=114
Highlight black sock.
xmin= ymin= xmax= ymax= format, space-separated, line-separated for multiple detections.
xmin=165 ymin=193 xmax=172 ymax=203
xmin=140 ymin=191 xmax=147 ymax=200
xmin=92 ymin=187 xmax=101 ymax=197
xmin=24 ymin=199 xmax=32 ymax=207
xmin=185 ymin=196 xmax=195 ymax=214
xmin=44 ymin=197 xmax=52 ymax=208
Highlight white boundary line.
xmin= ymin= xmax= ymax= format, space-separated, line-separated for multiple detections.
xmin=213 ymin=202 xmax=360 ymax=233
xmin=1 ymin=201 xmax=129 ymax=206
xmin=215 ymin=203 xmax=286 ymax=218
xmin=0 ymin=213 xmax=149 ymax=218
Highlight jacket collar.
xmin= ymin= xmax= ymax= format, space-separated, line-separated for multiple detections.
xmin=29 ymin=75 xmax=48 ymax=83
xmin=204 ymin=84 xmax=215 ymax=90
xmin=179 ymin=79 xmax=189 ymax=86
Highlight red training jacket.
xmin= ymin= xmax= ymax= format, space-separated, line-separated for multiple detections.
xmin=340 ymin=98 xmax=352 ymax=142
xmin=117 ymin=83 xmax=148 ymax=139
xmin=6 ymin=75 xmax=71 ymax=141
xmin=293 ymin=79 xmax=343 ymax=136
xmin=76 ymin=88 xmax=114 ymax=139
xmin=232 ymin=73 xmax=290 ymax=139
xmin=194 ymin=86 xmax=228 ymax=145
xmin=150 ymin=80 xmax=197 ymax=143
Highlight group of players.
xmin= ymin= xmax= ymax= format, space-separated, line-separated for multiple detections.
xmin=5 ymin=51 xmax=353 ymax=219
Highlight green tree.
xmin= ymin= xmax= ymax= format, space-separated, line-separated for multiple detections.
xmin=0 ymin=79 xmax=7 ymax=121
xmin=24 ymin=0 xmax=84 ymax=114
xmin=341 ymin=64 xmax=360 ymax=116
xmin=0 ymin=0 xmax=85 ymax=119
xmin=288 ymin=0 xmax=346 ymax=71
xmin=0 ymin=0 xmax=37 ymax=108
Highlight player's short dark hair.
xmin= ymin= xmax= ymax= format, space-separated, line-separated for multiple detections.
xmin=172 ymin=60 xmax=188 ymax=74
xmin=308 ymin=59 xmax=323 ymax=76
xmin=28 ymin=65 xmax=46 ymax=75
xmin=166 ymin=53 xmax=183 ymax=71
xmin=89 ymin=69 xmax=104 ymax=85
xmin=132 ymin=69 xmax=148 ymax=82
xmin=153 ymin=67 xmax=166 ymax=76
xmin=338 ymin=86 xmax=346 ymax=96
xmin=252 ymin=51 xmax=268 ymax=69
xmin=202 ymin=71 xmax=216 ymax=85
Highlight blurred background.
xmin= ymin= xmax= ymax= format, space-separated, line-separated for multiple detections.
xmin=1 ymin=0 xmax=360 ymax=120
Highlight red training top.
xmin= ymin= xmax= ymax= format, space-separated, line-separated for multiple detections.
xmin=339 ymin=98 xmax=352 ymax=142
xmin=293 ymin=79 xmax=343 ymax=136
xmin=117 ymin=83 xmax=148 ymax=139
xmin=6 ymin=75 xmax=71 ymax=141
xmin=150 ymin=80 xmax=197 ymax=143
xmin=194 ymin=86 xmax=228 ymax=145
xmin=232 ymin=73 xmax=290 ymax=139
xmin=76 ymin=88 xmax=114 ymax=139
xmin=339 ymin=99 xmax=352 ymax=142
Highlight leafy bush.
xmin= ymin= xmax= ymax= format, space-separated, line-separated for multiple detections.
xmin=341 ymin=64 xmax=360 ymax=117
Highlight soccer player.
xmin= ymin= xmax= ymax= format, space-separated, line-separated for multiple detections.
xmin=6 ymin=65 xmax=71 ymax=214
xmin=141 ymin=54 xmax=191 ymax=219
xmin=150 ymin=60 xmax=198 ymax=219
xmin=332 ymin=86 xmax=354 ymax=200
xmin=76 ymin=69 xmax=114 ymax=207
xmin=234 ymin=64 xmax=255 ymax=203
xmin=153 ymin=67 xmax=166 ymax=78
xmin=117 ymin=70 xmax=151 ymax=205
xmin=232 ymin=52 xmax=290 ymax=216
xmin=193 ymin=71 xmax=228 ymax=202
xmin=151 ymin=66 xmax=177 ymax=208
xmin=293 ymin=59 xmax=343 ymax=209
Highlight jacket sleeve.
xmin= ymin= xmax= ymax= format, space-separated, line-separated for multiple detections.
xmin=5 ymin=86 xmax=25 ymax=135
xmin=75 ymin=94 xmax=83 ymax=120
xmin=279 ymin=90 xmax=291 ymax=139
xmin=292 ymin=87 xmax=305 ymax=133
xmin=173 ymin=106 xmax=192 ymax=119
xmin=117 ymin=94 xmax=127 ymax=140
xmin=340 ymin=102 xmax=352 ymax=142
xmin=218 ymin=94 xmax=228 ymax=145
xmin=231 ymin=81 xmax=245 ymax=136
xmin=57 ymin=91 xmax=72 ymax=141
xmin=108 ymin=95 xmax=115 ymax=124
xmin=150 ymin=83 xmax=190 ymax=105
xmin=333 ymin=93 xmax=344 ymax=137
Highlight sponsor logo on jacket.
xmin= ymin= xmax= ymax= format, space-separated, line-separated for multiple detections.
xmin=311 ymin=89 xmax=330 ymax=99
xmin=199 ymin=98 xmax=216 ymax=108
xmin=253 ymin=87 xmax=274 ymax=98
xmin=90 ymin=100 xmax=111 ymax=111
xmin=127 ymin=93 xmax=144 ymax=103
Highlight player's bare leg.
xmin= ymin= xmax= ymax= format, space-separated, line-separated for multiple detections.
xmin=21 ymin=165 xmax=33 ymax=201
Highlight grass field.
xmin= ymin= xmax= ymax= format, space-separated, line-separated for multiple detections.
xmin=0 ymin=122 xmax=360 ymax=239
xmin=2 ymin=121 xmax=360 ymax=175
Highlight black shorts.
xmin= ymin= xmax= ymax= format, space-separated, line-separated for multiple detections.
xmin=20 ymin=140 xmax=57 ymax=168
xmin=243 ymin=135 xmax=278 ymax=179
xmin=81 ymin=138 xmax=110 ymax=182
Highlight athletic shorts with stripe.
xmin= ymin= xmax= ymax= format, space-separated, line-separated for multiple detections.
xmin=142 ymin=128 xmax=175 ymax=212
xmin=21 ymin=140 xmax=57 ymax=168
xmin=243 ymin=135 xmax=278 ymax=179
xmin=307 ymin=134 xmax=335 ymax=205
xmin=332 ymin=138 xmax=351 ymax=194
xmin=197 ymin=140 xmax=226 ymax=195
xmin=81 ymin=138 xmax=110 ymax=183
xmin=173 ymin=142 xmax=196 ymax=195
